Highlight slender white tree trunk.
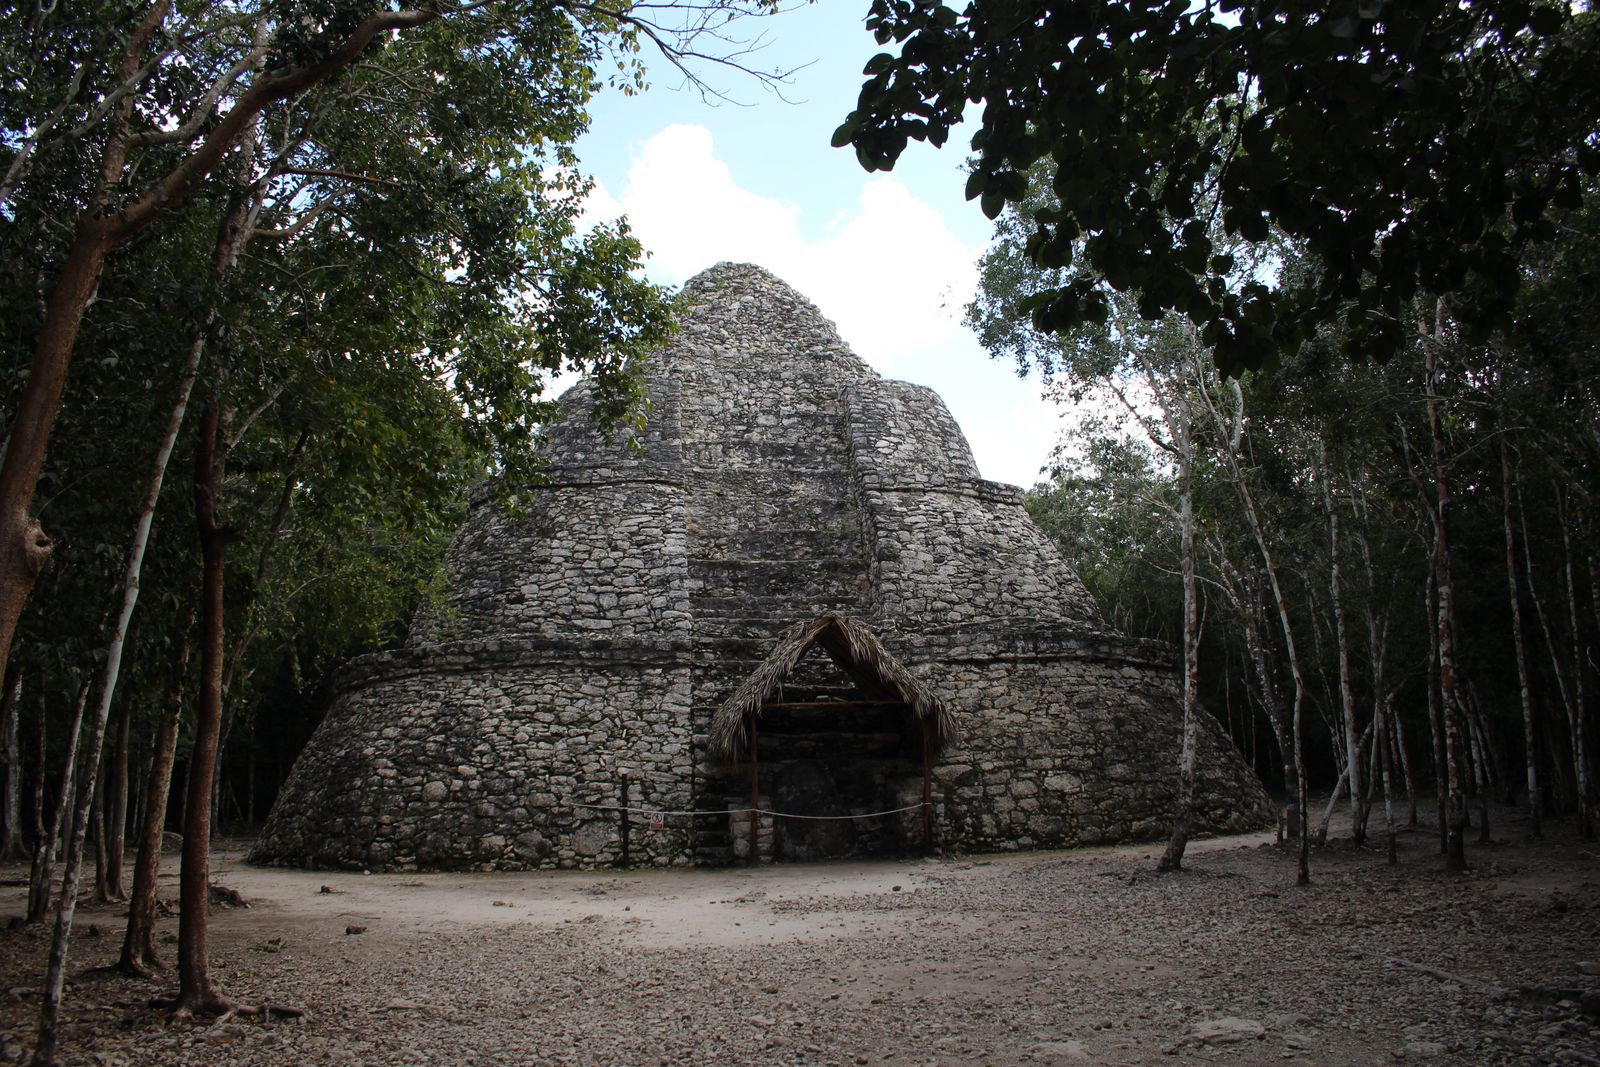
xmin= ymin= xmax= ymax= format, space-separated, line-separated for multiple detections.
xmin=32 ymin=308 xmax=204 ymax=1062
xmin=1500 ymin=440 xmax=1540 ymax=836
xmin=1159 ymin=424 xmax=1199 ymax=872
xmin=1203 ymin=381 xmax=1310 ymax=883
xmin=26 ymin=678 xmax=88 ymax=922
xmin=1422 ymin=328 xmax=1467 ymax=871
xmin=1559 ymin=502 xmax=1591 ymax=838
xmin=1318 ymin=444 xmax=1362 ymax=845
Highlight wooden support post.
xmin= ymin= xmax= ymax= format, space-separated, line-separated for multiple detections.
xmin=748 ymin=714 xmax=760 ymax=865
xmin=618 ymin=771 xmax=630 ymax=870
xmin=921 ymin=721 xmax=933 ymax=854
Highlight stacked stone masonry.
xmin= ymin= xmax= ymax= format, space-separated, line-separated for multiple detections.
xmin=255 ymin=263 xmax=1272 ymax=872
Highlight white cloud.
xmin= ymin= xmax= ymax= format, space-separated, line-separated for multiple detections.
xmin=581 ymin=123 xmax=1058 ymax=487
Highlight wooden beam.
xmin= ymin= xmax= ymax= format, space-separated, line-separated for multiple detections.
xmin=748 ymin=712 xmax=759 ymax=866
xmin=759 ymin=700 xmax=910 ymax=711
xmin=921 ymin=720 xmax=933 ymax=854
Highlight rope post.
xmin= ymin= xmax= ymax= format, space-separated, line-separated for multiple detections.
xmin=618 ymin=769 xmax=630 ymax=870
xmin=748 ymin=713 xmax=760 ymax=865
xmin=921 ymin=721 xmax=934 ymax=855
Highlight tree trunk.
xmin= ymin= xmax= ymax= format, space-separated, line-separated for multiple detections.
xmin=1 ymin=669 xmax=21 ymax=859
xmin=1318 ymin=447 xmax=1363 ymax=846
xmin=173 ymin=401 xmax=231 ymax=1015
xmin=106 ymin=705 xmax=129 ymax=899
xmin=92 ymin=761 xmax=110 ymax=903
xmin=1559 ymin=501 xmax=1591 ymax=838
xmin=1555 ymin=502 xmax=1593 ymax=844
xmin=0 ymin=0 xmax=445 ymax=694
xmin=1424 ymin=569 xmax=1448 ymax=852
xmin=1464 ymin=701 xmax=1492 ymax=843
xmin=1376 ymin=687 xmax=1398 ymax=865
xmin=1216 ymin=537 xmax=1297 ymax=844
xmin=1159 ymin=431 xmax=1199 ymax=873
xmin=1392 ymin=704 xmax=1419 ymax=829
xmin=32 ymin=276 xmax=211 ymax=1060
xmin=211 ymin=426 xmax=306 ymax=833
xmin=29 ymin=680 xmax=45 ymax=852
xmin=1520 ymin=483 xmax=1583 ymax=829
xmin=118 ymin=614 xmax=192 ymax=976
xmin=1315 ymin=773 xmax=1349 ymax=844
xmin=1423 ymin=322 xmax=1467 ymax=871
xmin=0 ymin=220 xmax=118 ymax=695
xmin=1206 ymin=384 xmax=1310 ymax=884
xmin=27 ymin=677 xmax=88 ymax=923
xmin=1500 ymin=439 xmax=1540 ymax=836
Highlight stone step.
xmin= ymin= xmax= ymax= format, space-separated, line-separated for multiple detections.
xmin=686 ymin=495 xmax=863 ymax=537
xmin=686 ymin=524 xmax=863 ymax=560
xmin=687 ymin=557 xmax=867 ymax=600
xmin=679 ymin=439 xmax=852 ymax=471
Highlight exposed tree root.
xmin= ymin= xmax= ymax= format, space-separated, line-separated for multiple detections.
xmin=1389 ymin=957 xmax=1508 ymax=995
xmin=150 ymin=990 xmax=303 ymax=1024
xmin=92 ymin=954 xmax=165 ymax=981
xmin=1391 ymin=958 xmax=1600 ymax=1016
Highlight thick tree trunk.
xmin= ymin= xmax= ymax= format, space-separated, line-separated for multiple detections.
xmin=0 ymin=221 xmax=117 ymax=695
xmin=1 ymin=669 xmax=21 ymax=859
xmin=1500 ymin=441 xmax=1540 ymax=836
xmin=173 ymin=402 xmax=231 ymax=1015
xmin=118 ymin=617 xmax=192 ymax=976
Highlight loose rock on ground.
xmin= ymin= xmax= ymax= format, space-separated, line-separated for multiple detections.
xmin=2 ymin=805 xmax=1596 ymax=1065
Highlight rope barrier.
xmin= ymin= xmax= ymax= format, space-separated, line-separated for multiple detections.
xmin=571 ymin=801 xmax=928 ymax=821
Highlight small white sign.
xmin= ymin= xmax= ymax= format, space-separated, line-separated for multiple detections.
xmin=649 ymin=811 xmax=664 ymax=830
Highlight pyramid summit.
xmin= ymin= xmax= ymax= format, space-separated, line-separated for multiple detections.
xmin=254 ymin=263 xmax=1269 ymax=870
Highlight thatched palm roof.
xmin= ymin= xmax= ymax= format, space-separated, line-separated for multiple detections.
xmin=709 ymin=613 xmax=957 ymax=762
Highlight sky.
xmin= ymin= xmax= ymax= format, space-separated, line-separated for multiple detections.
xmin=571 ymin=2 xmax=1064 ymax=489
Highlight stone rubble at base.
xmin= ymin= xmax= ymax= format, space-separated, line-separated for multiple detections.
xmin=252 ymin=262 xmax=1273 ymax=872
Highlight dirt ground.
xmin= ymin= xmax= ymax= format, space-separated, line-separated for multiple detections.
xmin=2 ymin=803 xmax=1598 ymax=1066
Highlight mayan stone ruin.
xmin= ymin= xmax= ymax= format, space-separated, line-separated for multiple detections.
xmin=253 ymin=262 xmax=1272 ymax=871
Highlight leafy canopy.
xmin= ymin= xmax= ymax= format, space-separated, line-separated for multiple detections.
xmin=834 ymin=0 xmax=1600 ymax=374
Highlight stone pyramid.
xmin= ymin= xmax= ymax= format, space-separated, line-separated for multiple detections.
xmin=254 ymin=263 xmax=1271 ymax=871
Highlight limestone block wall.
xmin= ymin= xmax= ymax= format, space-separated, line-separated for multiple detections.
xmin=896 ymin=629 xmax=1273 ymax=852
xmin=251 ymin=638 xmax=697 ymax=871
xmin=410 ymin=475 xmax=691 ymax=645
xmin=845 ymin=379 xmax=1101 ymax=630
xmin=664 ymin=263 xmax=875 ymax=372
xmin=670 ymin=357 xmax=873 ymax=639
xmin=257 ymin=262 xmax=1275 ymax=873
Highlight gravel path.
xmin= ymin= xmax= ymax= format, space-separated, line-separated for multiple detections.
xmin=2 ymin=809 xmax=1597 ymax=1065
